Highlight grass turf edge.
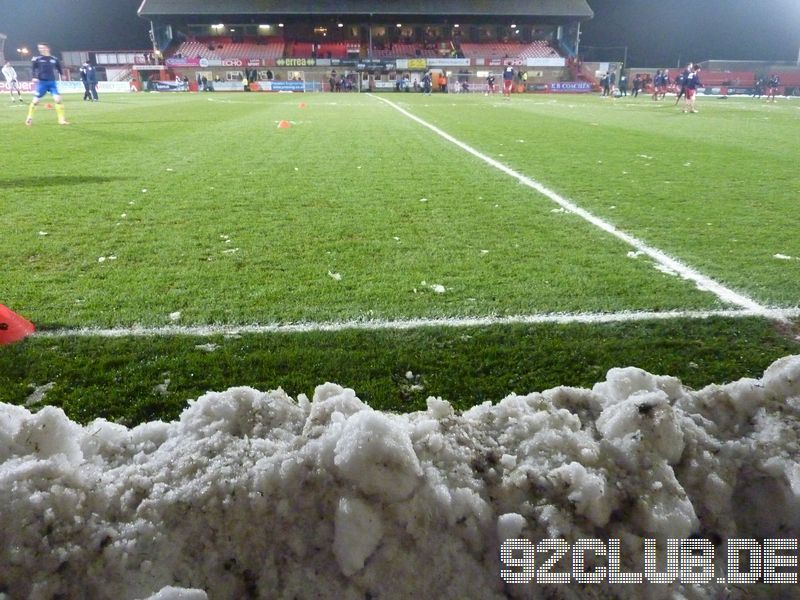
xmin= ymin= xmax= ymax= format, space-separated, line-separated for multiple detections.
xmin=1 ymin=316 xmax=798 ymax=426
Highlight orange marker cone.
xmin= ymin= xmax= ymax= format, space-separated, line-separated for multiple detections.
xmin=0 ymin=304 xmax=36 ymax=345
xmin=45 ymin=103 xmax=53 ymax=109
xmin=298 ymin=102 xmax=307 ymax=109
xmin=278 ymin=120 xmax=291 ymax=129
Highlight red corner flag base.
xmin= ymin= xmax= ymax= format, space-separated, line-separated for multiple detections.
xmin=0 ymin=304 xmax=36 ymax=345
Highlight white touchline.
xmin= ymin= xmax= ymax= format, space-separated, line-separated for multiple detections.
xmin=33 ymin=308 xmax=800 ymax=338
xmin=370 ymin=94 xmax=776 ymax=317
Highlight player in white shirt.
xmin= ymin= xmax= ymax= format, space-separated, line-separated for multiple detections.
xmin=2 ymin=61 xmax=22 ymax=102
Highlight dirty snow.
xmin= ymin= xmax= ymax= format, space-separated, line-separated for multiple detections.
xmin=194 ymin=343 xmax=219 ymax=353
xmin=654 ymin=264 xmax=679 ymax=276
xmin=24 ymin=382 xmax=56 ymax=407
xmin=2 ymin=356 xmax=800 ymax=599
xmin=153 ymin=378 xmax=170 ymax=395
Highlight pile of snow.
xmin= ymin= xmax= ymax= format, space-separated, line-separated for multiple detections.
xmin=2 ymin=356 xmax=800 ymax=599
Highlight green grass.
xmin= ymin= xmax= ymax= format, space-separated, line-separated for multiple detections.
xmin=409 ymin=94 xmax=800 ymax=305
xmin=1 ymin=91 xmax=798 ymax=423
xmin=2 ymin=318 xmax=797 ymax=425
xmin=2 ymin=93 xmax=731 ymax=327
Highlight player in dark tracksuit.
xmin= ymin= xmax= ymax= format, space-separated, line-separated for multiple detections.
xmin=485 ymin=74 xmax=496 ymax=95
xmin=682 ymin=65 xmax=702 ymax=113
xmin=80 ymin=61 xmax=99 ymax=101
xmin=659 ymin=70 xmax=669 ymax=99
xmin=674 ymin=64 xmax=692 ymax=105
xmin=651 ymin=71 xmax=662 ymax=100
xmin=421 ymin=71 xmax=432 ymax=95
xmin=632 ymin=74 xmax=642 ymax=97
xmin=767 ymin=74 xmax=780 ymax=103
xmin=26 ymin=43 xmax=68 ymax=125
xmin=502 ymin=64 xmax=514 ymax=98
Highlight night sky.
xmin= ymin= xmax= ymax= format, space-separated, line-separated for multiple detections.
xmin=1 ymin=0 xmax=798 ymax=67
xmin=582 ymin=0 xmax=800 ymax=67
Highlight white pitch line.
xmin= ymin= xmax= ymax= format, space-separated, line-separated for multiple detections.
xmin=371 ymin=94 xmax=773 ymax=315
xmin=32 ymin=308 xmax=800 ymax=339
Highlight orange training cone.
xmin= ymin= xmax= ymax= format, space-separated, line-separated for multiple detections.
xmin=0 ymin=304 xmax=36 ymax=345
xmin=278 ymin=120 xmax=291 ymax=129
xmin=298 ymin=102 xmax=307 ymax=109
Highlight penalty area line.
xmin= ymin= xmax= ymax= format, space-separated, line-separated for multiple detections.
xmin=32 ymin=308 xmax=799 ymax=339
xmin=370 ymin=94 xmax=773 ymax=316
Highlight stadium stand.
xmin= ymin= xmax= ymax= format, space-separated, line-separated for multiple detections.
xmin=139 ymin=0 xmax=593 ymax=92
xmin=460 ymin=41 xmax=560 ymax=60
xmin=170 ymin=38 xmax=569 ymax=64
xmin=173 ymin=38 xmax=284 ymax=60
xmin=371 ymin=44 xmax=444 ymax=59
xmin=289 ymin=42 xmax=358 ymax=59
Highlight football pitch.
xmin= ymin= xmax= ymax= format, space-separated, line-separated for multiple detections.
xmin=2 ymin=91 xmax=799 ymax=423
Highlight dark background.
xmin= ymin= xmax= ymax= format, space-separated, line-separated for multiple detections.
xmin=582 ymin=0 xmax=800 ymax=67
xmin=1 ymin=0 xmax=149 ymax=54
xmin=1 ymin=0 xmax=799 ymax=67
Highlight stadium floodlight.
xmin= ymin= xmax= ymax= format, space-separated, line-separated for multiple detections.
xmin=259 ymin=24 xmax=270 ymax=29
xmin=338 ymin=23 xmax=344 ymax=28
xmin=278 ymin=23 xmax=284 ymax=28
xmin=510 ymin=23 xmax=516 ymax=28
xmin=211 ymin=24 xmax=224 ymax=30
xmin=396 ymin=23 xmax=402 ymax=28
xmin=17 ymin=47 xmax=29 ymax=56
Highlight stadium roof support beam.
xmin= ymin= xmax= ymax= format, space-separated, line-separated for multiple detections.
xmin=138 ymin=0 xmax=593 ymax=20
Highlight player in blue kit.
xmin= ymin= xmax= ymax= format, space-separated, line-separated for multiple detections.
xmin=26 ymin=43 xmax=68 ymax=126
